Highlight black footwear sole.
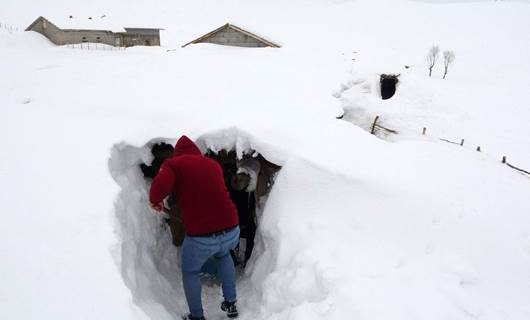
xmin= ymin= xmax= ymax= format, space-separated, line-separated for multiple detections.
xmin=221 ymin=302 xmax=239 ymax=318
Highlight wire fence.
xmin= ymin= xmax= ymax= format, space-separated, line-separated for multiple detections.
xmin=425 ymin=125 xmax=529 ymax=177
xmin=369 ymin=115 xmax=529 ymax=177
xmin=66 ymin=42 xmax=126 ymax=51
xmin=0 ymin=21 xmax=22 ymax=33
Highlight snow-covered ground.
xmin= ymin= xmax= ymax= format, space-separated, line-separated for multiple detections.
xmin=1 ymin=0 xmax=530 ymax=319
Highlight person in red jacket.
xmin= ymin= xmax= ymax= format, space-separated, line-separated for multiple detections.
xmin=149 ymin=135 xmax=240 ymax=320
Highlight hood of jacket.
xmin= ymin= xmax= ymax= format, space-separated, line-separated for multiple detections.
xmin=173 ymin=135 xmax=202 ymax=157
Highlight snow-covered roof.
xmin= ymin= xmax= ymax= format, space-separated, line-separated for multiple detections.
xmin=41 ymin=15 xmax=126 ymax=33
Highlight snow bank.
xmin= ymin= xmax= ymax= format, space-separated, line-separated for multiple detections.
xmin=109 ymin=127 xmax=530 ymax=320
xmin=109 ymin=140 xmax=185 ymax=319
xmin=41 ymin=14 xmax=126 ymax=33
xmin=260 ymin=146 xmax=530 ymax=319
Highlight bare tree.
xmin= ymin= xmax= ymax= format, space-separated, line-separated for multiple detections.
xmin=427 ymin=45 xmax=440 ymax=77
xmin=443 ymin=50 xmax=456 ymax=79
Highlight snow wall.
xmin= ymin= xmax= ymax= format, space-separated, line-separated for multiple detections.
xmin=109 ymin=127 xmax=530 ymax=320
xmin=108 ymin=128 xmax=293 ymax=319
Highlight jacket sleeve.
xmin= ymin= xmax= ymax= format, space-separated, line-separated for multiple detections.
xmin=149 ymin=161 xmax=176 ymax=204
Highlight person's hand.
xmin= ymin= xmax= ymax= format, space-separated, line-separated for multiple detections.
xmin=149 ymin=201 xmax=164 ymax=212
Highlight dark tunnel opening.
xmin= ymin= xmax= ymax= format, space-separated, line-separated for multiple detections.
xmin=380 ymin=74 xmax=399 ymax=100
xmin=205 ymin=149 xmax=281 ymax=267
xmin=110 ymin=138 xmax=284 ymax=319
xmin=139 ymin=142 xmax=282 ymax=271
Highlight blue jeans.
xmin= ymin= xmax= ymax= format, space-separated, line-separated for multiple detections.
xmin=181 ymin=226 xmax=240 ymax=317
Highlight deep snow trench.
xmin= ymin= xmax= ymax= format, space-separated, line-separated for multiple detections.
xmin=108 ymin=131 xmax=284 ymax=319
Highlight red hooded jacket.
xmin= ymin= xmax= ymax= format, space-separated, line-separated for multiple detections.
xmin=149 ymin=136 xmax=239 ymax=236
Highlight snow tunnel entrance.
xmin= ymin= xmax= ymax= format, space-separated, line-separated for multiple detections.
xmin=140 ymin=142 xmax=281 ymax=266
xmin=380 ymin=74 xmax=399 ymax=100
xmin=109 ymin=137 xmax=283 ymax=319
xmin=140 ymin=142 xmax=281 ymax=264
xmin=205 ymin=149 xmax=281 ymax=266
xmin=138 ymin=142 xmax=282 ymax=266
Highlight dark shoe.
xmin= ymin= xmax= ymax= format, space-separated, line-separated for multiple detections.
xmin=220 ymin=301 xmax=238 ymax=318
xmin=184 ymin=314 xmax=205 ymax=320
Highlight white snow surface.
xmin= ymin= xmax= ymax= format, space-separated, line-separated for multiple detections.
xmin=1 ymin=0 xmax=530 ymax=319
xmin=38 ymin=14 xmax=127 ymax=33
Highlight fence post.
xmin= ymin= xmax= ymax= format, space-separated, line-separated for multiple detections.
xmin=476 ymin=146 xmax=481 ymax=152
xmin=502 ymin=156 xmax=507 ymax=164
xmin=371 ymin=116 xmax=380 ymax=135
xmin=422 ymin=127 xmax=426 ymax=135
xmin=460 ymin=139 xmax=464 ymax=146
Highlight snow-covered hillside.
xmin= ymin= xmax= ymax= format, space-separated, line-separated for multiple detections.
xmin=1 ymin=1 xmax=530 ymax=319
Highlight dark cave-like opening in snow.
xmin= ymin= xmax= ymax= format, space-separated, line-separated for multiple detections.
xmin=205 ymin=149 xmax=282 ymax=266
xmin=380 ymin=74 xmax=399 ymax=100
xmin=109 ymin=139 xmax=283 ymax=319
xmin=138 ymin=143 xmax=282 ymax=266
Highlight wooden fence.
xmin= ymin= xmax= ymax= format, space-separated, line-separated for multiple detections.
xmin=369 ymin=116 xmax=529 ymax=177
xmin=370 ymin=115 xmax=398 ymax=135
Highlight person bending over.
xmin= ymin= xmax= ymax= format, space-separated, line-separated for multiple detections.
xmin=149 ymin=135 xmax=240 ymax=320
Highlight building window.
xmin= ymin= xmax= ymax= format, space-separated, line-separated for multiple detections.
xmin=115 ymin=38 xmax=121 ymax=46
xmin=96 ymin=36 xmax=101 ymax=43
xmin=43 ymin=20 xmax=47 ymax=29
xmin=82 ymin=36 xmax=88 ymax=43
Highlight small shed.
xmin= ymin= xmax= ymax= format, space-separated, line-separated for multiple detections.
xmin=182 ymin=23 xmax=280 ymax=48
xmin=25 ymin=16 xmax=162 ymax=47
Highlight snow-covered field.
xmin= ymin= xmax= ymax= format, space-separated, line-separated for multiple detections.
xmin=1 ymin=0 xmax=530 ymax=319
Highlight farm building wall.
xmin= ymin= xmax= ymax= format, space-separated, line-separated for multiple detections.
xmin=27 ymin=18 xmax=161 ymax=47
xmin=120 ymin=28 xmax=161 ymax=47
xmin=59 ymin=30 xmax=119 ymax=46
xmin=27 ymin=18 xmax=63 ymax=45
xmin=27 ymin=18 xmax=120 ymax=46
xmin=202 ymin=27 xmax=269 ymax=47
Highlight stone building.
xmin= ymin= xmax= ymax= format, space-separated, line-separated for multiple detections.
xmin=182 ymin=23 xmax=280 ymax=48
xmin=25 ymin=16 xmax=162 ymax=47
xmin=121 ymin=28 xmax=161 ymax=47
